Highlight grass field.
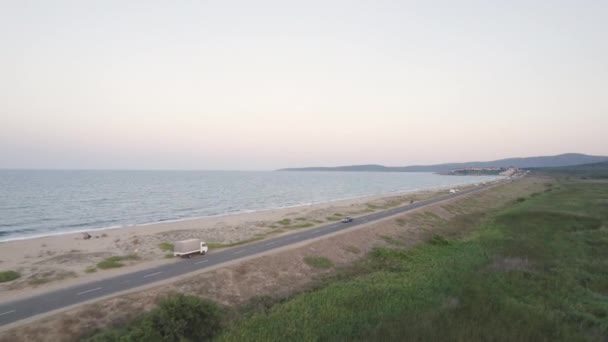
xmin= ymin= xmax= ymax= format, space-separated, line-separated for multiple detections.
xmin=531 ymin=161 xmax=608 ymax=179
xmin=218 ymin=179 xmax=608 ymax=341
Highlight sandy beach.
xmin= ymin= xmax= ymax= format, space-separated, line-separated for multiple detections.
xmin=0 ymin=182 xmax=486 ymax=302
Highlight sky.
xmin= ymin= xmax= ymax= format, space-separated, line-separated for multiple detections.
xmin=1 ymin=0 xmax=607 ymax=170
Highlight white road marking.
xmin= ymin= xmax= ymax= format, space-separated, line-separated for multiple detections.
xmin=143 ymin=271 xmax=162 ymax=278
xmin=264 ymin=241 xmax=276 ymax=246
xmin=195 ymin=260 xmax=209 ymax=265
xmin=76 ymin=287 xmax=102 ymax=296
xmin=0 ymin=310 xmax=16 ymax=316
xmin=233 ymin=249 xmax=246 ymax=255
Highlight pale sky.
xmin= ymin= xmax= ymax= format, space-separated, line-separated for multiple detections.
xmin=1 ymin=0 xmax=607 ymax=170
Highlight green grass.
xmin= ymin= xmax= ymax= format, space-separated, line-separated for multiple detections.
xmin=277 ymin=219 xmax=291 ymax=226
xmin=158 ymin=242 xmax=174 ymax=251
xmin=85 ymin=266 xmax=97 ymax=273
xmin=0 ymin=270 xmax=21 ymax=283
xmin=84 ymin=294 xmax=223 ymax=341
xmin=303 ymin=256 xmax=333 ymax=269
xmin=219 ymin=180 xmax=608 ymax=341
xmin=97 ymin=255 xmax=140 ymax=269
xmin=207 ymin=237 xmax=264 ymax=249
xmin=531 ymin=161 xmax=608 ymax=179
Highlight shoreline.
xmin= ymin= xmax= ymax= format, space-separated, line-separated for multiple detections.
xmin=0 ymin=178 xmax=502 ymax=303
xmin=0 ymin=177 xmax=501 ymax=243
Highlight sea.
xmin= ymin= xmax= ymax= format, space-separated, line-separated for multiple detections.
xmin=0 ymin=170 xmax=500 ymax=241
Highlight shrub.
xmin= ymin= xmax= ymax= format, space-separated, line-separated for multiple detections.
xmin=0 ymin=271 xmax=21 ymax=283
xmin=85 ymin=294 xmax=223 ymax=341
xmin=97 ymin=255 xmax=139 ymax=269
xmin=159 ymin=242 xmax=174 ymax=251
xmin=97 ymin=256 xmax=124 ymax=269
xmin=145 ymin=294 xmax=223 ymax=340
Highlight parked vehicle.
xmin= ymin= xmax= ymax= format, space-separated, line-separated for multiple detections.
xmin=341 ymin=216 xmax=353 ymax=223
xmin=173 ymin=239 xmax=208 ymax=258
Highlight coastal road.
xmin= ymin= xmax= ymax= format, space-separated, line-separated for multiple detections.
xmin=0 ymin=181 xmax=501 ymax=328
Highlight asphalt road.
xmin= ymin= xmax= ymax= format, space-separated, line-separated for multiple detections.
xmin=0 ymin=182 xmax=499 ymax=327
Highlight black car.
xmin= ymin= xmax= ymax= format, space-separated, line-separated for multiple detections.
xmin=341 ymin=216 xmax=353 ymax=223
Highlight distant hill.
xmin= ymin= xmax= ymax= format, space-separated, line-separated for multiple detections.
xmin=530 ymin=161 xmax=608 ymax=179
xmin=278 ymin=153 xmax=608 ymax=173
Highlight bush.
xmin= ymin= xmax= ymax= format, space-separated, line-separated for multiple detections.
xmin=97 ymin=256 xmax=125 ymax=269
xmin=139 ymin=294 xmax=222 ymax=341
xmin=159 ymin=242 xmax=174 ymax=251
xmin=0 ymin=270 xmax=21 ymax=283
xmin=97 ymin=255 xmax=139 ymax=269
xmin=85 ymin=294 xmax=223 ymax=342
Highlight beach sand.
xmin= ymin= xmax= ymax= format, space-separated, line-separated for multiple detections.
xmin=0 ymin=183 xmax=485 ymax=302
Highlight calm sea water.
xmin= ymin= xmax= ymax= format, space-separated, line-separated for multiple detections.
xmin=0 ymin=170 xmax=499 ymax=241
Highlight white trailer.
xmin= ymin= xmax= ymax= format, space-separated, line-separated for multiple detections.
xmin=173 ymin=239 xmax=208 ymax=258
